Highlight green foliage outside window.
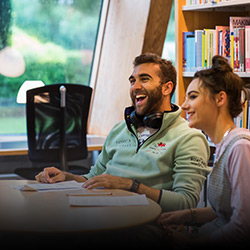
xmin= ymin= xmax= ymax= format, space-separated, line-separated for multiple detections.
xmin=0 ymin=0 xmax=102 ymax=135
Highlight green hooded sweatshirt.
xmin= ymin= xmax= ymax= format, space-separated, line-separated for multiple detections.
xmin=84 ymin=105 xmax=210 ymax=212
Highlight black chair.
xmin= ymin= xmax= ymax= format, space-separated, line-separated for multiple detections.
xmin=14 ymin=83 xmax=92 ymax=180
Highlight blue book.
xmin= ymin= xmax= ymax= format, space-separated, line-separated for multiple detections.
xmin=183 ymin=32 xmax=195 ymax=72
xmin=186 ymin=32 xmax=195 ymax=72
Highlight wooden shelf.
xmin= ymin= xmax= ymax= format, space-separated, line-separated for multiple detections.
xmin=183 ymin=0 xmax=250 ymax=11
xmin=183 ymin=72 xmax=250 ymax=78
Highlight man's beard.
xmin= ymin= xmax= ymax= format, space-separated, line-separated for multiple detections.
xmin=132 ymin=85 xmax=163 ymax=116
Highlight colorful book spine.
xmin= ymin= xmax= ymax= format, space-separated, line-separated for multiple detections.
xmin=183 ymin=18 xmax=250 ymax=73
xmin=202 ymin=30 xmax=205 ymax=68
xmin=195 ymin=30 xmax=203 ymax=71
xmin=203 ymin=29 xmax=209 ymax=68
xmin=230 ymin=16 xmax=250 ymax=70
xmin=222 ymin=29 xmax=230 ymax=63
xmin=246 ymin=26 xmax=250 ymax=73
xmin=215 ymin=26 xmax=230 ymax=60
xmin=239 ymin=28 xmax=245 ymax=72
xmin=207 ymin=29 xmax=216 ymax=68
xmin=183 ymin=31 xmax=195 ymax=72
xmin=234 ymin=28 xmax=239 ymax=71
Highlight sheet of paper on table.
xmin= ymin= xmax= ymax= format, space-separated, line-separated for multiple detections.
xmin=69 ymin=194 xmax=150 ymax=207
xmin=11 ymin=180 xmax=83 ymax=192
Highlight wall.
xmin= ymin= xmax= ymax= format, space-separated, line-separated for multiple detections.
xmin=88 ymin=0 xmax=172 ymax=136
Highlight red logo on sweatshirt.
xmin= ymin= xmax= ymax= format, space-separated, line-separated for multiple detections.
xmin=158 ymin=142 xmax=166 ymax=147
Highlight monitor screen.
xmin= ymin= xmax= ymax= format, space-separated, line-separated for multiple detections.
xmin=34 ymin=91 xmax=84 ymax=150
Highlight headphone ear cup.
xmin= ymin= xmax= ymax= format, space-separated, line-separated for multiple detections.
xmin=143 ymin=112 xmax=163 ymax=129
xmin=130 ymin=110 xmax=144 ymax=128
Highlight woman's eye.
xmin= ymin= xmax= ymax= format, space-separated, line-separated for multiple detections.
xmin=189 ymin=95 xmax=197 ymax=100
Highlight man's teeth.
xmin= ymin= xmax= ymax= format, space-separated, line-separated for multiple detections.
xmin=136 ymin=94 xmax=146 ymax=99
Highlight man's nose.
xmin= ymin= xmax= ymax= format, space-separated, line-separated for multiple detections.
xmin=132 ymin=80 xmax=142 ymax=90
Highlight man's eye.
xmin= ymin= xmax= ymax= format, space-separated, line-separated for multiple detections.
xmin=141 ymin=77 xmax=149 ymax=82
xmin=129 ymin=79 xmax=135 ymax=85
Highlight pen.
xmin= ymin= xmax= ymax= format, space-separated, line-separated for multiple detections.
xmin=66 ymin=192 xmax=112 ymax=197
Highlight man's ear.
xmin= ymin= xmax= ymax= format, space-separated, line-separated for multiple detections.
xmin=215 ymin=91 xmax=228 ymax=107
xmin=162 ymin=81 xmax=174 ymax=97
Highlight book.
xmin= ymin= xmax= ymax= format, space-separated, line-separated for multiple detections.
xmin=202 ymin=29 xmax=217 ymax=68
xmin=234 ymin=27 xmax=240 ymax=71
xmin=203 ymin=29 xmax=209 ymax=68
xmin=247 ymin=101 xmax=250 ymax=129
xmin=182 ymin=17 xmax=250 ymax=74
xmin=246 ymin=26 xmax=250 ymax=72
xmin=183 ymin=31 xmax=195 ymax=72
xmin=195 ymin=30 xmax=203 ymax=70
xmin=238 ymin=28 xmax=245 ymax=72
xmin=229 ymin=16 xmax=250 ymax=70
xmin=233 ymin=27 xmax=245 ymax=72
xmin=207 ymin=29 xmax=216 ymax=68
xmin=187 ymin=34 xmax=196 ymax=72
xmin=215 ymin=26 xmax=230 ymax=63
xmin=216 ymin=26 xmax=229 ymax=54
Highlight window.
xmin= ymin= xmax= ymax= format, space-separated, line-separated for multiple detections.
xmin=0 ymin=0 xmax=103 ymax=149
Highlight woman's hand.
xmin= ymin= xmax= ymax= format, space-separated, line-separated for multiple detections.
xmin=157 ymin=209 xmax=190 ymax=229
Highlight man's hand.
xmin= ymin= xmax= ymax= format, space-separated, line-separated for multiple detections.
xmin=82 ymin=174 xmax=133 ymax=190
xmin=82 ymin=174 xmax=160 ymax=203
xmin=35 ymin=167 xmax=66 ymax=183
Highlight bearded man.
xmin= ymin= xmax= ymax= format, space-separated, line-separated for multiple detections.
xmin=35 ymin=53 xmax=210 ymax=212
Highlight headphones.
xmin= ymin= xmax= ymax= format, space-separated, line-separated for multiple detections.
xmin=130 ymin=110 xmax=163 ymax=129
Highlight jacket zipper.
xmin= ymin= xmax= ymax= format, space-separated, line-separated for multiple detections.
xmin=131 ymin=129 xmax=160 ymax=153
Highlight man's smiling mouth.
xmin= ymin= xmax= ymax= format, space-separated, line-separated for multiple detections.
xmin=135 ymin=94 xmax=147 ymax=105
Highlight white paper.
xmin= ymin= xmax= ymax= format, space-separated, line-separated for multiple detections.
xmin=69 ymin=194 xmax=149 ymax=207
xmin=12 ymin=180 xmax=83 ymax=192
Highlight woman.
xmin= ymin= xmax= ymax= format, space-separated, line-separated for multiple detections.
xmin=157 ymin=55 xmax=250 ymax=247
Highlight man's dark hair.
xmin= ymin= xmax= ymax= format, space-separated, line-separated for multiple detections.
xmin=133 ymin=53 xmax=177 ymax=98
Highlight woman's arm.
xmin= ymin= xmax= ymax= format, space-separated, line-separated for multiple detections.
xmin=157 ymin=207 xmax=217 ymax=227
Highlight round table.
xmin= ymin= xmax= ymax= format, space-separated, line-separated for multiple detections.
xmin=0 ymin=180 xmax=162 ymax=233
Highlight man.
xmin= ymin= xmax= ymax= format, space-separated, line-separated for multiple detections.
xmin=36 ymin=53 xmax=210 ymax=212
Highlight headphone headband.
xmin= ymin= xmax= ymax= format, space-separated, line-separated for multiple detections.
xmin=130 ymin=110 xmax=163 ymax=129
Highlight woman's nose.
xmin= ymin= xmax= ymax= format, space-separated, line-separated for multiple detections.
xmin=181 ymin=97 xmax=189 ymax=110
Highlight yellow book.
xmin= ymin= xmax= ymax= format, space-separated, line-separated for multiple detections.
xmin=243 ymin=101 xmax=248 ymax=129
xmin=202 ymin=30 xmax=205 ymax=68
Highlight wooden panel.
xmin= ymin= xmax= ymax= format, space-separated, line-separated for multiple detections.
xmin=175 ymin=0 xmax=187 ymax=106
xmin=142 ymin=0 xmax=173 ymax=56
xmin=88 ymin=0 xmax=151 ymax=136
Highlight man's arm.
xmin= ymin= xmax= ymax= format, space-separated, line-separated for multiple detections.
xmin=159 ymin=132 xmax=210 ymax=212
xmin=136 ymin=183 xmax=161 ymax=203
xmin=82 ymin=173 xmax=161 ymax=203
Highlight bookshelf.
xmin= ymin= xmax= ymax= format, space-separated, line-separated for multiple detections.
xmin=175 ymin=0 xmax=250 ymax=106
xmin=183 ymin=0 xmax=250 ymax=11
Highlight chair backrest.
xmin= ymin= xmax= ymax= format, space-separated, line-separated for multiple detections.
xmin=26 ymin=84 xmax=92 ymax=166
